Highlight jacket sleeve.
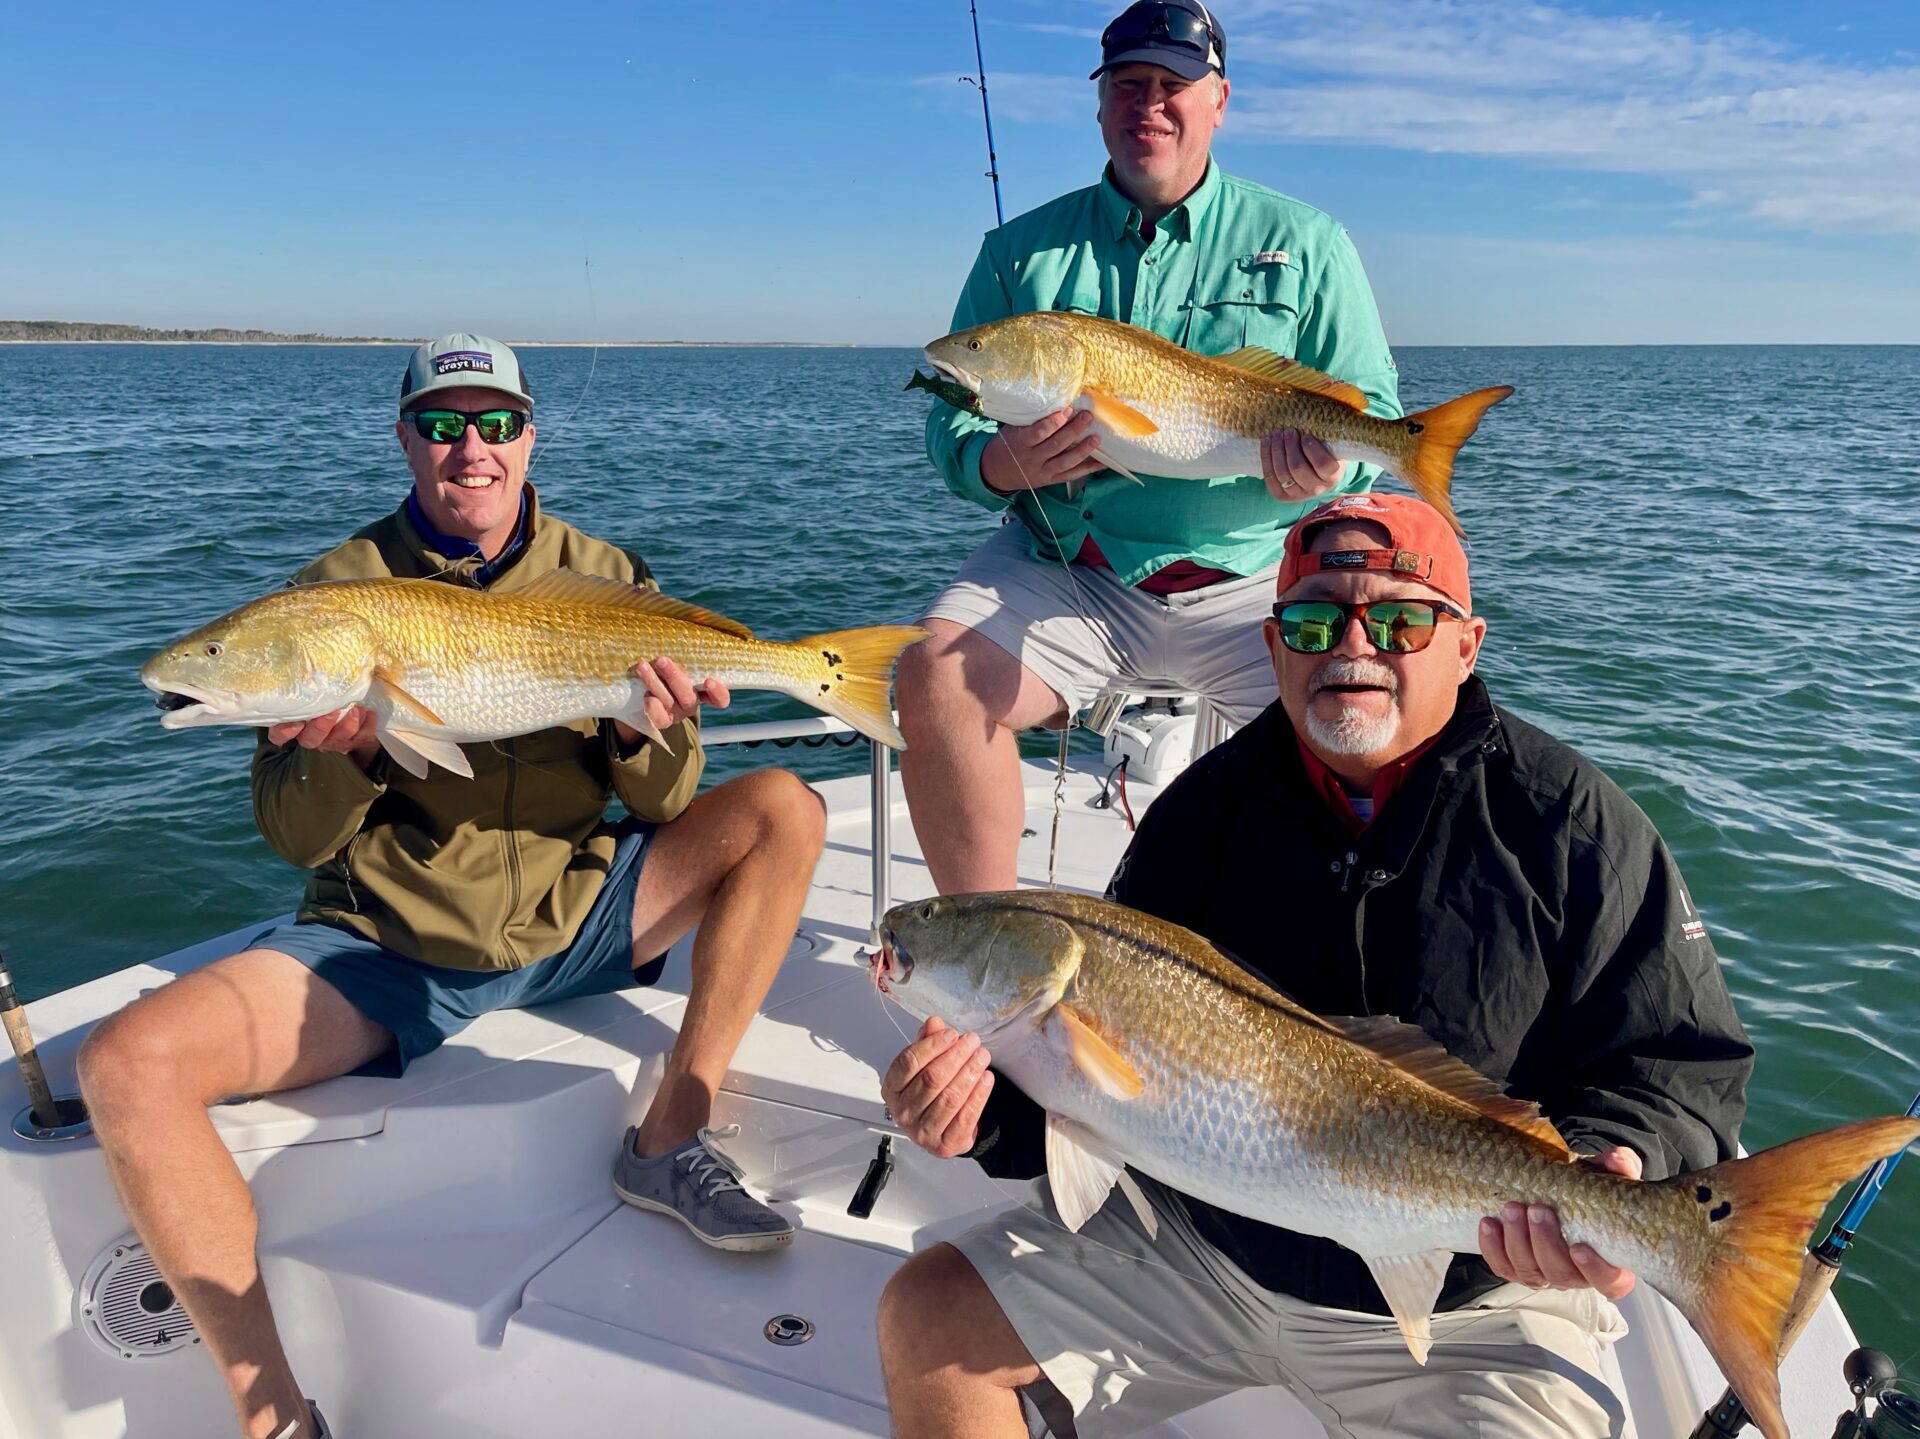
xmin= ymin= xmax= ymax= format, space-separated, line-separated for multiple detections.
xmin=606 ymin=718 xmax=704 ymax=823
xmin=251 ymin=732 xmax=388 ymax=869
xmin=1546 ymin=799 xmax=1754 ymax=1181
xmin=926 ymin=236 xmax=1017 ymax=515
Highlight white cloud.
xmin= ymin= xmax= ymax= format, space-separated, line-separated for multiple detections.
xmin=1226 ymin=1 xmax=1920 ymax=236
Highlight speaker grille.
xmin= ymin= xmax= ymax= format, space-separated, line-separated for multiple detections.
xmin=76 ymin=1240 xmax=200 ymax=1360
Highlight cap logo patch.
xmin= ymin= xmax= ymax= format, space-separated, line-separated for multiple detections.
xmin=1391 ymin=550 xmax=1422 ymax=574
xmin=1328 ymin=494 xmax=1387 ymax=513
xmin=433 ymin=350 xmax=495 ymax=376
xmin=1319 ymin=549 xmax=1373 ymax=570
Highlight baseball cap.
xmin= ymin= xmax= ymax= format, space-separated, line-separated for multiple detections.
xmin=1274 ymin=493 xmax=1472 ymax=613
xmin=1091 ymin=0 xmax=1227 ymax=82
xmin=398 ymin=333 xmax=533 ymax=413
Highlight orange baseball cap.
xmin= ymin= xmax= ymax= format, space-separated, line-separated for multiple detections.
xmin=1274 ymin=492 xmax=1471 ymax=613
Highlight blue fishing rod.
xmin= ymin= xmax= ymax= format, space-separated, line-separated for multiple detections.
xmin=1691 ymin=1087 xmax=1920 ymax=1437
xmin=962 ymin=0 xmax=1005 ymax=224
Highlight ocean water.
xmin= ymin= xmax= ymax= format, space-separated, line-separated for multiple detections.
xmin=3 ymin=342 xmax=1917 ymax=1363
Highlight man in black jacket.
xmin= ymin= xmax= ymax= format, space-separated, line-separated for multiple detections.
xmin=876 ymin=492 xmax=1753 ymax=1439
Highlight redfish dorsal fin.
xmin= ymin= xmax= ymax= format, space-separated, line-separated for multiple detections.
xmin=516 ymin=570 xmax=755 ymax=640
xmin=1322 ymin=1015 xmax=1572 ymax=1158
xmin=1217 ymin=349 xmax=1369 ymax=413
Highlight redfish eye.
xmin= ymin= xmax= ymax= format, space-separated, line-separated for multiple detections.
xmin=967 ymin=340 xmax=981 ymax=351
xmin=204 ymin=642 xmax=224 ymax=658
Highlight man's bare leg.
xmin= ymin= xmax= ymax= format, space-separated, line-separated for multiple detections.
xmin=622 ymin=769 xmax=827 ymax=1157
xmin=76 ymin=950 xmax=393 ymax=1439
xmin=879 ymin=1243 xmax=1040 ymax=1439
xmin=896 ymin=620 xmax=1069 ymax=895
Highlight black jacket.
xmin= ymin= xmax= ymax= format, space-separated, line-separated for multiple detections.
xmin=966 ymin=677 xmax=1753 ymax=1312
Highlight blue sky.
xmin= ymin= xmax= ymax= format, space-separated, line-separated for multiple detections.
xmin=4 ymin=0 xmax=1916 ymax=345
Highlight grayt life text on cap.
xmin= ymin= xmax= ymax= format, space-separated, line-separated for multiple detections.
xmin=399 ymin=333 xmax=534 ymax=414
xmin=1090 ymin=0 xmax=1226 ymax=83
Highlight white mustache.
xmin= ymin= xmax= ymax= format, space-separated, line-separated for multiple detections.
xmin=1309 ymin=658 xmax=1399 ymax=695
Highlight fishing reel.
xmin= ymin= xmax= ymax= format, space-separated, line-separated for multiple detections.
xmin=1830 ymin=1349 xmax=1920 ymax=1439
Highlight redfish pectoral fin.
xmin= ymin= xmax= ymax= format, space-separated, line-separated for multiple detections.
xmin=1363 ymin=1249 xmax=1454 ymax=1366
xmin=370 ymin=667 xmax=448 ymax=728
xmin=1082 ymin=387 xmax=1158 ymax=437
xmin=1048 ymin=1003 xmax=1145 ymax=1099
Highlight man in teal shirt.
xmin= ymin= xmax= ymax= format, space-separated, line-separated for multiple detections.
xmin=897 ymin=0 xmax=1402 ymax=894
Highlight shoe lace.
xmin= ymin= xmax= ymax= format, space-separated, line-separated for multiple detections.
xmin=680 ymin=1124 xmax=749 ymax=1199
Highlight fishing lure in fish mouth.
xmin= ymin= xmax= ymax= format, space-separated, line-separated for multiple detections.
xmin=904 ymin=368 xmax=982 ymax=414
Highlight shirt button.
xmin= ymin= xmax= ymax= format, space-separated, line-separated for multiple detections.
xmin=1144 ymin=255 xmax=1156 ymax=265
xmin=1367 ymin=869 xmax=1389 ymax=884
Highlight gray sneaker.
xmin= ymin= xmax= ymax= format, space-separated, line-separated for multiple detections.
xmin=612 ymin=1124 xmax=794 ymax=1252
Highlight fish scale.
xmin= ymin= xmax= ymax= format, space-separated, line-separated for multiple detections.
xmin=877 ymin=890 xmax=1920 ymax=1439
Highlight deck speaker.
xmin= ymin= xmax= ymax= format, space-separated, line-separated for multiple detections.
xmin=75 ymin=1239 xmax=200 ymax=1360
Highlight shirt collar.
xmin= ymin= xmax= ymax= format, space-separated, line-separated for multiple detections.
xmin=403 ymin=487 xmax=531 ymax=586
xmin=1291 ymin=723 xmax=1448 ymax=836
xmin=1098 ymin=158 xmax=1222 ymax=243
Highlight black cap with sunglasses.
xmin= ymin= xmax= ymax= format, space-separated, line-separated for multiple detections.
xmin=1091 ymin=0 xmax=1227 ymax=82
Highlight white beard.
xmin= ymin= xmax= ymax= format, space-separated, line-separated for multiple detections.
xmin=1304 ymin=657 xmax=1402 ymax=757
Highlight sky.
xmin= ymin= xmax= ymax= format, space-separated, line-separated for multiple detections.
xmin=3 ymin=0 xmax=1917 ymax=346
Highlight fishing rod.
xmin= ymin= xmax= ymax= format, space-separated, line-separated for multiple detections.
xmin=1691 ymin=1087 xmax=1920 ymax=1438
xmin=961 ymin=0 xmax=1005 ymax=224
xmin=0 ymin=942 xmax=61 ymax=1130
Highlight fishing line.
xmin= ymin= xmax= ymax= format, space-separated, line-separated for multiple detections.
xmin=526 ymin=251 xmax=602 ymax=480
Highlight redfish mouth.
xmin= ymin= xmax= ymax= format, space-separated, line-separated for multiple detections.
xmin=925 ymin=356 xmax=980 ymax=392
xmin=142 ymin=676 xmax=231 ymax=728
xmin=868 ymin=934 xmax=913 ymax=995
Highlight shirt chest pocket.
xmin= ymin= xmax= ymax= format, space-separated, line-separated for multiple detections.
xmin=1187 ymin=258 xmax=1302 ymax=357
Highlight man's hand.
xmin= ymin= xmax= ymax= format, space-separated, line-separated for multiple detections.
xmin=267 ymin=706 xmax=381 ymax=769
xmin=613 ymin=656 xmax=729 ymax=748
xmin=882 ymin=1016 xmax=995 ymax=1158
xmin=1478 ymin=1145 xmax=1643 ymax=1299
xmin=980 ymin=410 xmax=1106 ymax=495
xmin=1260 ymin=428 xmax=1345 ymax=503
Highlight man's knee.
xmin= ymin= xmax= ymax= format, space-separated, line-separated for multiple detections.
xmin=878 ymin=1243 xmax=1008 ymax=1373
xmin=77 ymin=1001 xmax=214 ymax=1122
xmin=728 ymin=768 xmax=826 ymax=853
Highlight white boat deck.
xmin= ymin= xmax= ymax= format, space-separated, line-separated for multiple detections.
xmin=0 ymin=746 xmax=1860 ymax=1438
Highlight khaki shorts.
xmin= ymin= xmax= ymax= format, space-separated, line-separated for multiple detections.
xmin=951 ymin=1178 xmax=1629 ymax=1439
xmin=922 ymin=523 xmax=1280 ymax=726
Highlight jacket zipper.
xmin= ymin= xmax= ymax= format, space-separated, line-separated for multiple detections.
xmin=502 ymin=737 xmax=522 ymax=957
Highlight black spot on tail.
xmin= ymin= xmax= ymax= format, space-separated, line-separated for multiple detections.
xmin=823 ymin=649 xmax=843 ymax=667
xmin=1405 ymin=420 xmax=1425 ymax=435
xmin=1696 ymin=1185 xmax=1712 ymax=1203
xmin=1709 ymin=1200 xmax=1733 ymax=1223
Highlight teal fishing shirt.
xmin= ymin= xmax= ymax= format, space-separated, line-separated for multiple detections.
xmin=927 ymin=162 xmax=1402 ymax=586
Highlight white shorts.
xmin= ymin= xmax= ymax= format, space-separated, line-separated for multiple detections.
xmin=951 ymin=1177 xmax=1629 ymax=1439
xmin=922 ymin=524 xmax=1280 ymax=726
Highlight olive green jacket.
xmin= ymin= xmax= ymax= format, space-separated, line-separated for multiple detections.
xmin=251 ymin=486 xmax=702 ymax=971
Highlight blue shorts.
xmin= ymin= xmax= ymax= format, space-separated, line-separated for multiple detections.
xmin=250 ymin=818 xmax=664 ymax=1077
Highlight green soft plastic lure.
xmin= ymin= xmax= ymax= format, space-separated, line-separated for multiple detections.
xmin=904 ymin=368 xmax=981 ymax=413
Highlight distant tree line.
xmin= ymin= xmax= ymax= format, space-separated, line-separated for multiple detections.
xmin=0 ymin=320 xmax=416 ymax=343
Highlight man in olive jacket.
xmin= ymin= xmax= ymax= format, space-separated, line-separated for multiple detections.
xmin=878 ymin=492 xmax=1753 ymax=1438
xmin=79 ymin=335 xmax=826 ymax=1439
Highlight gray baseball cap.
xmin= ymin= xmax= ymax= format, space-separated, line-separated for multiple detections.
xmin=398 ymin=333 xmax=533 ymax=413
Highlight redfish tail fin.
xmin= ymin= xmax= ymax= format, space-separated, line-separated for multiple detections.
xmin=1398 ymin=385 xmax=1513 ymax=537
xmin=792 ymin=625 xmax=930 ymax=750
xmin=1666 ymin=1116 xmax=1920 ymax=1439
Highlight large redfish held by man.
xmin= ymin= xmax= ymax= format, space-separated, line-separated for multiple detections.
xmin=141 ymin=571 xmax=926 ymax=777
xmin=873 ymin=890 xmax=1920 ymax=1439
xmin=923 ymin=311 xmax=1512 ymax=534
